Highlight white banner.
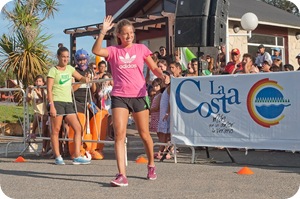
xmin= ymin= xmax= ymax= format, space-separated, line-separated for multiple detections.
xmin=170 ymin=72 xmax=300 ymax=151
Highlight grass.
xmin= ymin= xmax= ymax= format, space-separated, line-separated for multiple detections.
xmin=0 ymin=104 xmax=33 ymax=123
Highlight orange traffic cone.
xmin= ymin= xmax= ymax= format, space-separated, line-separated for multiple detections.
xmin=237 ymin=166 xmax=254 ymax=175
xmin=136 ymin=156 xmax=148 ymax=164
xmin=14 ymin=156 xmax=26 ymax=163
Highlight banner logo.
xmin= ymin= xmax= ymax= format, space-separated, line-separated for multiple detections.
xmin=247 ymin=78 xmax=290 ymax=128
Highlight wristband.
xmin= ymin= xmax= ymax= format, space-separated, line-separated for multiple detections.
xmin=100 ymin=32 xmax=106 ymax=36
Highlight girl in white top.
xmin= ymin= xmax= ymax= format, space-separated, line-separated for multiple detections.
xmin=158 ymin=62 xmax=182 ymax=159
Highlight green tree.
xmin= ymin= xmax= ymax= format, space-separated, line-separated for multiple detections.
xmin=0 ymin=0 xmax=60 ymax=88
xmin=261 ymin=0 xmax=299 ymax=16
xmin=0 ymin=68 xmax=14 ymax=87
xmin=0 ymin=29 xmax=51 ymax=88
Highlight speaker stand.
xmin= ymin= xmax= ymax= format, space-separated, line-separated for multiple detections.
xmin=197 ymin=47 xmax=203 ymax=76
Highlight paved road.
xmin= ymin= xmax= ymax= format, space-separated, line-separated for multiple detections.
xmin=0 ymin=128 xmax=300 ymax=199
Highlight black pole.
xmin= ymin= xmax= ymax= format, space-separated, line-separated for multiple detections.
xmin=197 ymin=47 xmax=203 ymax=76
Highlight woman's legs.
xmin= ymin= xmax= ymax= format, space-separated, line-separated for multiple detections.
xmin=132 ymin=109 xmax=155 ymax=167
xmin=50 ymin=116 xmax=63 ymax=158
xmin=107 ymin=115 xmax=114 ymax=139
xmin=112 ymin=108 xmax=129 ymax=176
xmin=65 ymin=114 xmax=83 ymax=158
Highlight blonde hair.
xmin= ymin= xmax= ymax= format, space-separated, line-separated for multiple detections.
xmin=207 ymin=57 xmax=215 ymax=72
xmin=114 ymin=19 xmax=135 ymax=45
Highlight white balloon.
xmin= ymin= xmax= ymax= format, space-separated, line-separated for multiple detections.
xmin=241 ymin=12 xmax=258 ymax=31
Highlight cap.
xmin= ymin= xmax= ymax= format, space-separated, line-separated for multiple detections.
xmin=296 ymin=53 xmax=300 ymax=58
xmin=258 ymin=44 xmax=265 ymax=49
xmin=263 ymin=60 xmax=271 ymax=66
xmin=273 ymin=58 xmax=281 ymax=62
xmin=231 ymin=48 xmax=240 ymax=55
xmin=75 ymin=49 xmax=89 ymax=61
xmin=272 ymin=47 xmax=280 ymax=51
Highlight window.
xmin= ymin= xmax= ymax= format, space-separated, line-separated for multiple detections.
xmin=248 ymin=34 xmax=285 ymax=64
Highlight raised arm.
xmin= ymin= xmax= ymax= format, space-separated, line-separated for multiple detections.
xmin=92 ymin=15 xmax=115 ymax=57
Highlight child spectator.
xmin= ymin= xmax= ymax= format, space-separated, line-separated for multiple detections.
xmin=27 ymin=75 xmax=50 ymax=155
xmin=157 ymin=62 xmax=182 ymax=159
xmin=98 ymin=73 xmax=114 ymax=140
xmin=284 ymin=64 xmax=294 ymax=71
xmin=270 ymin=58 xmax=282 ymax=72
xmin=157 ymin=59 xmax=168 ymax=72
xmin=148 ymin=87 xmax=156 ymax=104
xmin=203 ymin=55 xmax=214 ymax=75
xmin=187 ymin=58 xmax=198 ymax=76
xmin=149 ymin=78 xmax=165 ymax=159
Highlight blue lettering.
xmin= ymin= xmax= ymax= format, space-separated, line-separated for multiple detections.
xmin=198 ymin=102 xmax=212 ymax=118
xmin=175 ymin=79 xmax=241 ymax=118
xmin=228 ymin=88 xmax=241 ymax=105
xmin=210 ymin=81 xmax=224 ymax=95
xmin=210 ymin=98 xmax=220 ymax=113
xmin=176 ymin=79 xmax=201 ymax=113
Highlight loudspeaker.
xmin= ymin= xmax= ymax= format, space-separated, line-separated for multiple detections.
xmin=175 ymin=0 xmax=229 ymax=47
xmin=207 ymin=16 xmax=227 ymax=47
xmin=209 ymin=0 xmax=229 ymax=18
xmin=175 ymin=0 xmax=211 ymax=17
xmin=175 ymin=16 xmax=208 ymax=47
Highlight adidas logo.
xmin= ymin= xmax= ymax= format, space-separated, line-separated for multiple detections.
xmin=119 ymin=53 xmax=136 ymax=64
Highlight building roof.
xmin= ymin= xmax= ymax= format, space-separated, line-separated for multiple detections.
xmin=64 ymin=0 xmax=300 ymax=36
xmin=229 ymin=0 xmax=300 ymax=29
xmin=111 ymin=0 xmax=300 ymax=29
xmin=63 ymin=13 xmax=170 ymax=37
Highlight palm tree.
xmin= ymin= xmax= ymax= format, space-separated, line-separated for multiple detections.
xmin=0 ymin=0 xmax=60 ymax=88
xmin=0 ymin=28 xmax=51 ymax=88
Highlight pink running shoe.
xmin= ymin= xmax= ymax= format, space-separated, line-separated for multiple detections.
xmin=147 ymin=165 xmax=157 ymax=180
xmin=110 ymin=174 xmax=128 ymax=187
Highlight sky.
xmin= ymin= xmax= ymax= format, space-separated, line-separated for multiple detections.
xmin=0 ymin=0 xmax=106 ymax=57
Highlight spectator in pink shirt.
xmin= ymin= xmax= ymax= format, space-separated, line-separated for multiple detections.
xmin=92 ymin=15 xmax=165 ymax=187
